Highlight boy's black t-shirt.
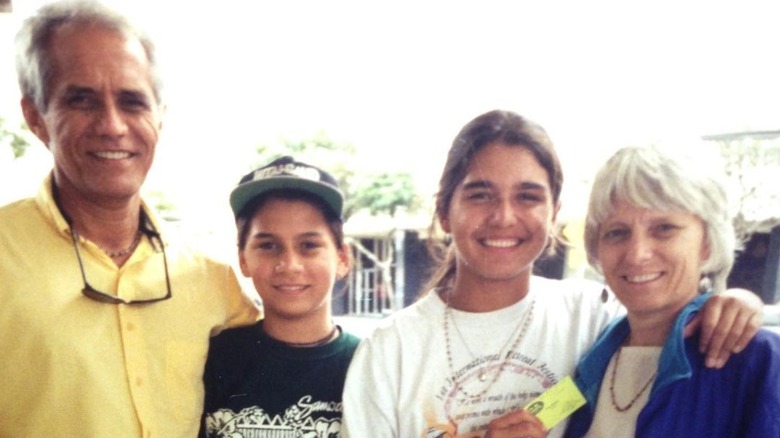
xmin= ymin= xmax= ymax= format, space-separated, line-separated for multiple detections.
xmin=200 ymin=321 xmax=360 ymax=437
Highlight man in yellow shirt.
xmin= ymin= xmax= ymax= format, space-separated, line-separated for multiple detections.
xmin=0 ymin=1 xmax=260 ymax=436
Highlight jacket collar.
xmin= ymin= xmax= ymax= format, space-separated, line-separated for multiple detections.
xmin=575 ymin=293 xmax=712 ymax=405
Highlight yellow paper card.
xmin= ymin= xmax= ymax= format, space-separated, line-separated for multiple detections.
xmin=524 ymin=375 xmax=586 ymax=430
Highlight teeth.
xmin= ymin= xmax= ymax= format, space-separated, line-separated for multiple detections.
xmin=626 ymin=273 xmax=661 ymax=283
xmin=483 ymin=239 xmax=517 ymax=248
xmin=276 ymin=285 xmax=306 ymax=291
xmin=93 ymin=151 xmax=132 ymax=160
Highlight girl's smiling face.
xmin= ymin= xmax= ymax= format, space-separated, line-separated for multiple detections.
xmin=439 ymin=142 xmax=558 ymax=289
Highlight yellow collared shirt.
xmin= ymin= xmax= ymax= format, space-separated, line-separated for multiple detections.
xmin=0 ymin=175 xmax=260 ymax=437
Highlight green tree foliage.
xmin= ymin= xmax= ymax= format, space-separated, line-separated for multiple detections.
xmin=353 ymin=172 xmax=417 ymax=216
xmin=0 ymin=117 xmax=31 ymax=159
xmin=254 ymin=131 xmax=420 ymax=220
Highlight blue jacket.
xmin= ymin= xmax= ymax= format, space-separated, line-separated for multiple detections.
xmin=565 ymin=293 xmax=780 ymax=437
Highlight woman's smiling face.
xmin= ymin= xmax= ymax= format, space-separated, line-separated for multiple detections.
xmin=597 ymin=200 xmax=709 ymax=320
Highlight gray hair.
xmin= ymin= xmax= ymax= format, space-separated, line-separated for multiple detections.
xmin=584 ymin=145 xmax=736 ymax=293
xmin=15 ymin=0 xmax=163 ymax=112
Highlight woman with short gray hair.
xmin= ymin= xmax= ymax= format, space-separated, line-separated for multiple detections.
xmin=565 ymin=145 xmax=780 ymax=437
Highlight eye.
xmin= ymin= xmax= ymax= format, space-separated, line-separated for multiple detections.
xmin=464 ymin=190 xmax=494 ymax=203
xmin=601 ymin=227 xmax=628 ymax=242
xmin=255 ymin=241 xmax=278 ymax=252
xmin=64 ymin=92 xmax=98 ymax=110
xmin=118 ymin=92 xmax=151 ymax=112
xmin=653 ymin=223 xmax=679 ymax=237
xmin=300 ymin=240 xmax=324 ymax=252
xmin=517 ymin=191 xmax=544 ymax=204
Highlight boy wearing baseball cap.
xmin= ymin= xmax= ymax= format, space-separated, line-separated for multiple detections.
xmin=200 ymin=157 xmax=360 ymax=437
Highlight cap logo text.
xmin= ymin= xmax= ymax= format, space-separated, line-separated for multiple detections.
xmin=253 ymin=164 xmax=321 ymax=182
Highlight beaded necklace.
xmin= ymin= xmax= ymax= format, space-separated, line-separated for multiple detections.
xmin=609 ymin=346 xmax=658 ymax=412
xmin=443 ymin=290 xmax=535 ymax=399
xmin=101 ymin=230 xmax=143 ymax=259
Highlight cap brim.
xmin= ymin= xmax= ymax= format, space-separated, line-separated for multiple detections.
xmin=230 ymin=176 xmax=344 ymax=219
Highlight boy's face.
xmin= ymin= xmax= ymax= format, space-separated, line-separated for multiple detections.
xmin=239 ymin=197 xmax=350 ymax=323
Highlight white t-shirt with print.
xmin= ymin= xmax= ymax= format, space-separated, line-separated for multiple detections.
xmin=342 ymin=276 xmax=622 ymax=438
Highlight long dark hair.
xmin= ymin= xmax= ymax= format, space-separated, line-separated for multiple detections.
xmin=422 ymin=110 xmax=563 ymax=294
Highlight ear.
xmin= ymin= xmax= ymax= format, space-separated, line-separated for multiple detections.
xmin=156 ymin=102 xmax=166 ymax=131
xmin=238 ymin=250 xmax=251 ymax=277
xmin=700 ymin=236 xmax=712 ymax=266
xmin=438 ymin=204 xmax=451 ymax=233
xmin=21 ymin=97 xmax=50 ymax=146
xmin=552 ymin=201 xmax=561 ymax=223
xmin=336 ymin=242 xmax=352 ymax=280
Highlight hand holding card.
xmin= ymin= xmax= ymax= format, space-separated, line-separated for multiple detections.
xmin=524 ymin=376 xmax=586 ymax=430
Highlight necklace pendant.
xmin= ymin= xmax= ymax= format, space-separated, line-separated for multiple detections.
xmin=478 ymin=371 xmax=487 ymax=382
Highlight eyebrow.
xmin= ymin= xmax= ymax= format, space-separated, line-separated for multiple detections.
xmin=461 ymin=180 xmax=492 ymax=191
xmin=62 ymin=86 xmax=150 ymax=101
xmin=250 ymin=231 xmax=325 ymax=240
xmin=62 ymin=86 xmax=95 ymax=96
xmin=461 ymin=180 xmax=548 ymax=192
